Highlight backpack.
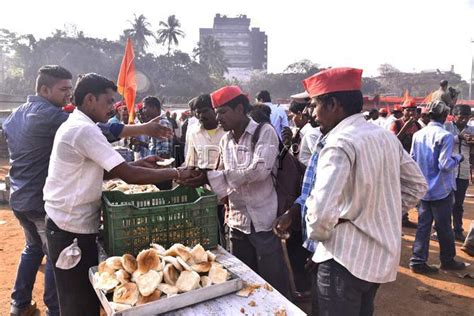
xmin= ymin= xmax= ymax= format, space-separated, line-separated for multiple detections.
xmin=251 ymin=123 xmax=306 ymax=225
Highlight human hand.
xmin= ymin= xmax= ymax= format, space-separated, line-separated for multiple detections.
xmin=176 ymin=168 xmax=208 ymax=187
xmin=143 ymin=117 xmax=173 ymax=139
xmin=272 ymin=211 xmax=293 ymax=239
xmin=304 ymin=257 xmax=318 ymax=273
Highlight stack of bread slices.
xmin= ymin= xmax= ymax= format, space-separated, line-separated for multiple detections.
xmin=94 ymin=243 xmax=230 ymax=310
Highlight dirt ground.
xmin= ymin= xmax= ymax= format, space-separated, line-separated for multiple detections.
xmin=0 ymin=176 xmax=473 ymax=315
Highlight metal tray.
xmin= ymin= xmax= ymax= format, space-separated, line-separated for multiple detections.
xmin=89 ymin=265 xmax=243 ymax=315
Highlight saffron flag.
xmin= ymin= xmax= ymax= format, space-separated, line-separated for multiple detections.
xmin=117 ymin=38 xmax=137 ymax=124
xmin=422 ymin=92 xmax=433 ymax=104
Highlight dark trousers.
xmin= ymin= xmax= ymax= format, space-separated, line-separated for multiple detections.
xmin=11 ymin=210 xmax=59 ymax=315
xmin=410 ymin=193 xmax=456 ymax=266
xmin=46 ymin=217 xmax=100 ymax=316
xmin=229 ymin=226 xmax=290 ymax=298
xmin=217 ymin=205 xmax=226 ymax=247
xmin=314 ymin=259 xmax=380 ymax=316
xmin=453 ymin=178 xmax=469 ymax=233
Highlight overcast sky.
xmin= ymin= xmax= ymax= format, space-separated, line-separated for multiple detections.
xmin=2 ymin=0 xmax=474 ymax=80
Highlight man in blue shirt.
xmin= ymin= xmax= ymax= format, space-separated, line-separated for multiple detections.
xmin=410 ymin=100 xmax=466 ymax=274
xmin=3 ymin=65 xmax=172 ymax=316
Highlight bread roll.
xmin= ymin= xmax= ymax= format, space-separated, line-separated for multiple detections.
xmin=136 ymin=270 xmax=162 ymax=297
xmin=206 ymin=250 xmax=217 ymax=262
xmin=136 ymin=290 xmax=161 ymax=305
xmin=106 ymin=256 xmax=123 ymax=270
xmin=115 ymin=269 xmax=131 ymax=284
xmin=131 ymin=270 xmax=142 ymax=283
xmin=176 ymin=256 xmax=192 ymax=271
xmin=137 ymin=249 xmax=161 ymax=273
xmin=191 ymin=262 xmax=211 ymax=273
xmin=191 ymin=244 xmax=208 ymax=264
xmin=121 ymin=254 xmax=137 ymax=274
xmin=157 ymin=283 xmax=179 ymax=296
xmin=200 ymin=276 xmax=212 ymax=288
xmin=98 ymin=261 xmax=115 ymax=275
xmin=176 ymin=270 xmax=201 ymax=292
xmin=164 ymin=243 xmax=186 ymax=257
xmin=113 ymin=283 xmax=139 ymax=306
xmin=163 ymin=256 xmax=183 ymax=271
xmin=209 ymin=265 xmax=229 ymax=284
xmin=150 ymin=243 xmax=166 ymax=255
xmin=163 ymin=264 xmax=179 ymax=285
xmin=95 ymin=272 xmax=119 ymax=293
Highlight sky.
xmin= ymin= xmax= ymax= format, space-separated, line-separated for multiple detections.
xmin=2 ymin=0 xmax=474 ymax=80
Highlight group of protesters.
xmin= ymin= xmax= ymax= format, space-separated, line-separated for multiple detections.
xmin=3 ymin=65 xmax=474 ymax=316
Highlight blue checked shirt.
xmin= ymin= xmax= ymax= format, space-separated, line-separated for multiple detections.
xmin=294 ymin=136 xmax=325 ymax=253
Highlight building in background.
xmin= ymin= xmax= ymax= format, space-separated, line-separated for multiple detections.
xmin=200 ymin=14 xmax=267 ymax=81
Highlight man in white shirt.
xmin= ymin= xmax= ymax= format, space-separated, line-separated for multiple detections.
xmin=299 ymin=68 xmax=427 ymax=315
xmin=184 ymin=94 xmax=227 ymax=245
xmin=372 ymin=108 xmax=388 ymax=127
xmin=43 ymin=73 xmax=195 ymax=316
xmin=256 ymin=90 xmax=289 ymax=140
xmin=384 ymin=104 xmax=403 ymax=129
xmin=182 ymin=86 xmax=290 ymax=297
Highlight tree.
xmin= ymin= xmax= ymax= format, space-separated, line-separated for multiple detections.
xmin=123 ymin=14 xmax=154 ymax=56
xmin=378 ymin=63 xmax=400 ymax=76
xmin=193 ymin=36 xmax=228 ymax=77
xmin=156 ymin=15 xmax=185 ymax=56
xmin=284 ymin=59 xmax=319 ymax=74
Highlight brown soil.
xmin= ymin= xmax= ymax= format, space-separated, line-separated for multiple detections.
xmin=0 ymin=167 xmax=473 ymax=315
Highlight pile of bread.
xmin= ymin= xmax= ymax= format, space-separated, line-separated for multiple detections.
xmin=94 ymin=243 xmax=230 ymax=309
xmin=103 ymin=180 xmax=160 ymax=194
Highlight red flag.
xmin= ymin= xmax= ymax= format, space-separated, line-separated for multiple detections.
xmin=117 ymin=38 xmax=137 ymax=124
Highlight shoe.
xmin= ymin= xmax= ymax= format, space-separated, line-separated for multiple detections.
xmin=430 ymin=232 xmax=438 ymax=241
xmin=410 ymin=263 xmax=439 ymax=274
xmin=10 ymin=301 xmax=38 ymax=316
xmin=460 ymin=246 xmax=474 ymax=257
xmin=440 ymin=259 xmax=466 ymax=271
xmin=402 ymin=219 xmax=418 ymax=229
xmin=454 ymin=231 xmax=466 ymax=242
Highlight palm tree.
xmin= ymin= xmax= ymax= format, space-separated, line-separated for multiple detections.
xmin=123 ymin=14 xmax=154 ymax=56
xmin=193 ymin=36 xmax=229 ymax=77
xmin=156 ymin=15 xmax=185 ymax=56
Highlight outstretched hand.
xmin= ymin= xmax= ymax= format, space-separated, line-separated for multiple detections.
xmin=176 ymin=168 xmax=209 ymax=187
xmin=143 ymin=117 xmax=173 ymax=139
xmin=130 ymin=155 xmax=163 ymax=169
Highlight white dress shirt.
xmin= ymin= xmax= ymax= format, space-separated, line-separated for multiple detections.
xmin=298 ymin=127 xmax=322 ymax=166
xmin=44 ymin=110 xmax=125 ymax=234
xmin=185 ymin=124 xmax=226 ymax=170
xmin=306 ymin=113 xmax=427 ymax=283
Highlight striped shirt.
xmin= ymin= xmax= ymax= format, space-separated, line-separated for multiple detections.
xmin=306 ymin=113 xmax=427 ymax=283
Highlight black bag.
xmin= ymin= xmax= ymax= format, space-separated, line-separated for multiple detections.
xmin=251 ymin=123 xmax=306 ymax=221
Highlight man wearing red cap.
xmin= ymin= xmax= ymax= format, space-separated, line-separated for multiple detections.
xmin=297 ymin=68 xmax=427 ymax=315
xmin=371 ymin=108 xmax=388 ymax=128
xmin=389 ymin=98 xmax=421 ymax=153
xmin=383 ymin=104 xmax=403 ymax=129
xmin=181 ymin=85 xmax=290 ymax=297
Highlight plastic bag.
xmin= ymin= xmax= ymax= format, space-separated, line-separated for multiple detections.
xmin=55 ymin=238 xmax=82 ymax=270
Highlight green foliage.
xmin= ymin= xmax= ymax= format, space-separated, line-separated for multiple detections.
xmin=156 ymin=15 xmax=185 ymax=57
xmin=193 ymin=36 xmax=228 ymax=78
xmin=123 ymin=14 xmax=155 ymax=56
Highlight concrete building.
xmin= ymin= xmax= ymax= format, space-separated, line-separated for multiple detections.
xmin=199 ymin=14 xmax=267 ymax=81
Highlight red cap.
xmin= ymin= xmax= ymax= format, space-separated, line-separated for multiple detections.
xmin=114 ymin=101 xmax=123 ymax=111
xmin=402 ymin=98 xmax=417 ymax=108
xmin=379 ymin=108 xmax=388 ymax=114
xmin=63 ymin=104 xmax=75 ymax=113
xmin=302 ymin=67 xmax=363 ymax=98
xmin=210 ymin=86 xmax=245 ymax=108
xmin=392 ymin=104 xmax=402 ymax=112
xmin=136 ymin=102 xmax=143 ymax=110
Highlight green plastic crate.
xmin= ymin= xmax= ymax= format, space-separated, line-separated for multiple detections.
xmin=101 ymin=185 xmax=218 ymax=256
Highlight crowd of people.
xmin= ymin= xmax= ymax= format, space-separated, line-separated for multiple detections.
xmin=3 ymin=65 xmax=474 ymax=316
